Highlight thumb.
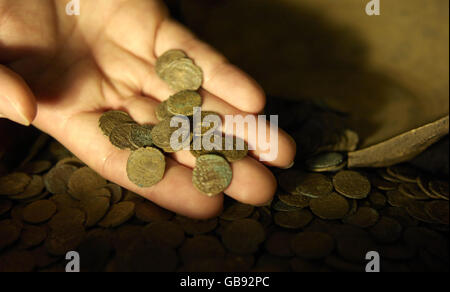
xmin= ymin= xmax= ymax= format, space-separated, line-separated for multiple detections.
xmin=0 ymin=65 xmax=37 ymax=126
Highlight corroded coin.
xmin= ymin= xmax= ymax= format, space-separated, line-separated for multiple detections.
xmin=9 ymin=175 xmax=45 ymax=201
xmin=130 ymin=124 xmax=154 ymax=148
xmin=135 ymin=200 xmax=173 ymax=223
xmin=159 ymin=57 xmax=203 ymax=92
xmin=272 ymin=199 xmax=302 ymax=212
xmin=368 ymin=191 xmax=387 ymax=209
xmin=386 ymin=190 xmax=413 ymax=207
xmin=398 ymin=183 xmax=429 ymax=200
xmin=143 ymin=221 xmax=185 ymax=249
xmin=429 ymin=180 xmax=449 ymax=200
xmin=277 ymin=169 xmax=303 ymax=195
xmin=151 ymin=118 xmax=191 ymax=151
xmin=333 ymin=170 xmax=371 ymax=199
xmin=221 ymin=136 xmax=249 ymax=163
xmin=297 ymin=173 xmax=333 ymax=199
xmin=174 ymin=215 xmax=218 ymax=235
xmin=99 ymin=111 xmax=135 ymax=136
xmin=305 ymin=152 xmax=346 ymax=172
xmin=220 ymin=202 xmax=254 ymax=221
xmin=44 ymin=164 xmax=78 ymax=194
xmin=416 ymin=175 xmax=441 ymax=199
xmin=68 ymin=167 xmax=107 ymax=200
xmin=343 ymin=207 xmax=380 ymax=228
xmin=167 ymin=90 xmax=202 ymax=116
xmin=18 ymin=225 xmax=48 ymax=249
xmin=98 ymin=202 xmax=135 ymax=228
xmin=127 ymin=147 xmax=166 ymax=188
xmin=49 ymin=193 xmax=80 ymax=211
xmin=99 ymin=111 xmax=134 ymax=135
xmin=370 ymin=176 xmax=398 ymax=191
xmin=48 ymin=208 xmax=86 ymax=231
xmin=290 ymin=231 xmax=335 ymax=259
xmin=81 ymin=196 xmax=111 ymax=227
xmin=310 ymin=192 xmax=349 ymax=220
xmin=22 ymin=200 xmax=57 ymax=224
xmin=0 ymin=220 xmax=22 ymax=250
xmin=155 ymin=101 xmax=173 ymax=121
xmin=369 ymin=216 xmax=403 ymax=243
xmin=104 ymin=184 xmax=123 ymax=204
xmin=387 ymin=164 xmax=419 ymax=183
xmin=45 ymin=223 xmax=86 ymax=256
xmin=109 ymin=123 xmax=138 ymax=150
xmin=192 ymin=111 xmax=222 ymax=136
xmin=273 ymin=209 xmax=313 ymax=229
xmin=193 ymin=154 xmax=232 ymax=196
xmin=424 ymin=200 xmax=449 ymax=225
xmin=278 ymin=192 xmax=310 ymax=208
xmin=406 ymin=201 xmax=437 ymax=223
xmin=155 ymin=49 xmax=187 ymax=76
xmin=180 ymin=235 xmax=225 ymax=264
xmin=221 ymin=219 xmax=265 ymax=255
xmin=0 ymin=173 xmax=31 ymax=196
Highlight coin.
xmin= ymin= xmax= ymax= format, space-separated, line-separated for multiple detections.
xmin=278 ymin=192 xmax=310 ymax=208
xmin=0 ymin=199 xmax=12 ymax=216
xmin=406 ymin=201 xmax=438 ymax=223
xmin=68 ymin=167 xmax=107 ymax=200
xmin=81 ymin=196 xmax=111 ymax=227
xmin=368 ymin=191 xmax=387 ymax=209
xmin=18 ymin=225 xmax=47 ymax=249
xmin=429 ymin=180 xmax=449 ymax=200
xmin=370 ymin=176 xmax=398 ymax=191
xmin=143 ymin=221 xmax=185 ymax=249
xmin=130 ymin=124 xmax=154 ymax=148
xmin=180 ymin=235 xmax=225 ymax=263
xmin=0 ymin=172 xmax=31 ymax=196
xmin=45 ymin=223 xmax=86 ymax=256
xmin=305 ymin=152 xmax=346 ymax=172
xmin=398 ymin=183 xmax=429 ymax=200
xmin=387 ymin=164 xmax=419 ymax=183
xmin=9 ymin=175 xmax=45 ymax=201
xmin=424 ymin=201 xmax=449 ymax=225
xmin=155 ymin=49 xmax=187 ymax=76
xmin=272 ymin=199 xmax=302 ymax=212
xmin=135 ymin=200 xmax=173 ymax=223
xmin=98 ymin=202 xmax=135 ymax=228
xmin=343 ymin=207 xmax=380 ymax=228
xmin=49 ymin=193 xmax=80 ymax=211
xmin=277 ymin=169 xmax=303 ymax=195
xmin=109 ymin=123 xmax=138 ymax=150
xmin=56 ymin=156 xmax=85 ymax=168
xmin=369 ymin=216 xmax=403 ymax=243
xmin=159 ymin=57 xmax=203 ymax=92
xmin=155 ymin=101 xmax=173 ymax=121
xmin=20 ymin=160 xmax=52 ymax=174
xmin=104 ymin=184 xmax=123 ymax=204
xmin=192 ymin=154 xmax=232 ymax=196
xmin=265 ymin=232 xmax=295 ymax=257
xmin=0 ymin=220 xmax=22 ymax=250
xmin=48 ymin=208 xmax=86 ymax=231
xmin=290 ymin=231 xmax=335 ymax=259
xmin=220 ymin=202 xmax=254 ymax=221
xmin=221 ymin=136 xmax=249 ymax=163
xmin=192 ymin=111 xmax=222 ymax=136
xmin=174 ymin=215 xmax=218 ymax=235
xmin=126 ymin=147 xmax=166 ymax=188
xmin=310 ymin=192 xmax=350 ymax=220
xmin=297 ymin=173 xmax=334 ymax=198
xmin=22 ymin=200 xmax=57 ymax=224
xmin=416 ymin=175 xmax=441 ymax=199
xmin=99 ymin=111 xmax=135 ymax=136
xmin=221 ymin=219 xmax=265 ymax=255
xmin=167 ymin=90 xmax=203 ymax=116
xmin=333 ymin=170 xmax=371 ymax=199
xmin=151 ymin=118 xmax=191 ymax=151
xmin=44 ymin=164 xmax=78 ymax=194
xmin=273 ymin=209 xmax=313 ymax=229
xmin=386 ymin=190 xmax=413 ymax=207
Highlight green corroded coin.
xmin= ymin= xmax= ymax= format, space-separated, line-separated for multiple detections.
xmin=192 ymin=154 xmax=232 ymax=196
xmin=167 ymin=90 xmax=202 ymax=116
xmin=130 ymin=124 xmax=154 ymax=148
xmin=155 ymin=101 xmax=173 ymax=122
xmin=159 ymin=58 xmax=203 ymax=92
xmin=127 ymin=147 xmax=166 ymax=188
xmin=305 ymin=152 xmax=346 ymax=172
xmin=109 ymin=124 xmax=138 ymax=150
xmin=99 ymin=111 xmax=134 ymax=136
xmin=155 ymin=49 xmax=187 ymax=77
xmin=151 ymin=118 xmax=191 ymax=152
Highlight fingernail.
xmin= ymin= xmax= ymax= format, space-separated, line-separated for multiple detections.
xmin=281 ymin=161 xmax=295 ymax=169
xmin=1 ymin=95 xmax=31 ymax=126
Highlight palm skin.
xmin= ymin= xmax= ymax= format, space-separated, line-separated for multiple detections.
xmin=0 ymin=0 xmax=296 ymax=218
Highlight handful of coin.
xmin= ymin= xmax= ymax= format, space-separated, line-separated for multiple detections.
xmin=98 ymin=49 xmax=249 ymax=196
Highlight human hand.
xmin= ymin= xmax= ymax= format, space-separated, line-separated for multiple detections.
xmin=0 ymin=0 xmax=296 ymax=218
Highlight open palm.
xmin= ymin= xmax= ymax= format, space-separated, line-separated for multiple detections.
xmin=0 ymin=0 xmax=296 ymax=218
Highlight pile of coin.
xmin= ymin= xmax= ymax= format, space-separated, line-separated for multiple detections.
xmin=0 ymin=136 xmax=448 ymax=272
xmin=99 ymin=49 xmax=248 ymax=196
